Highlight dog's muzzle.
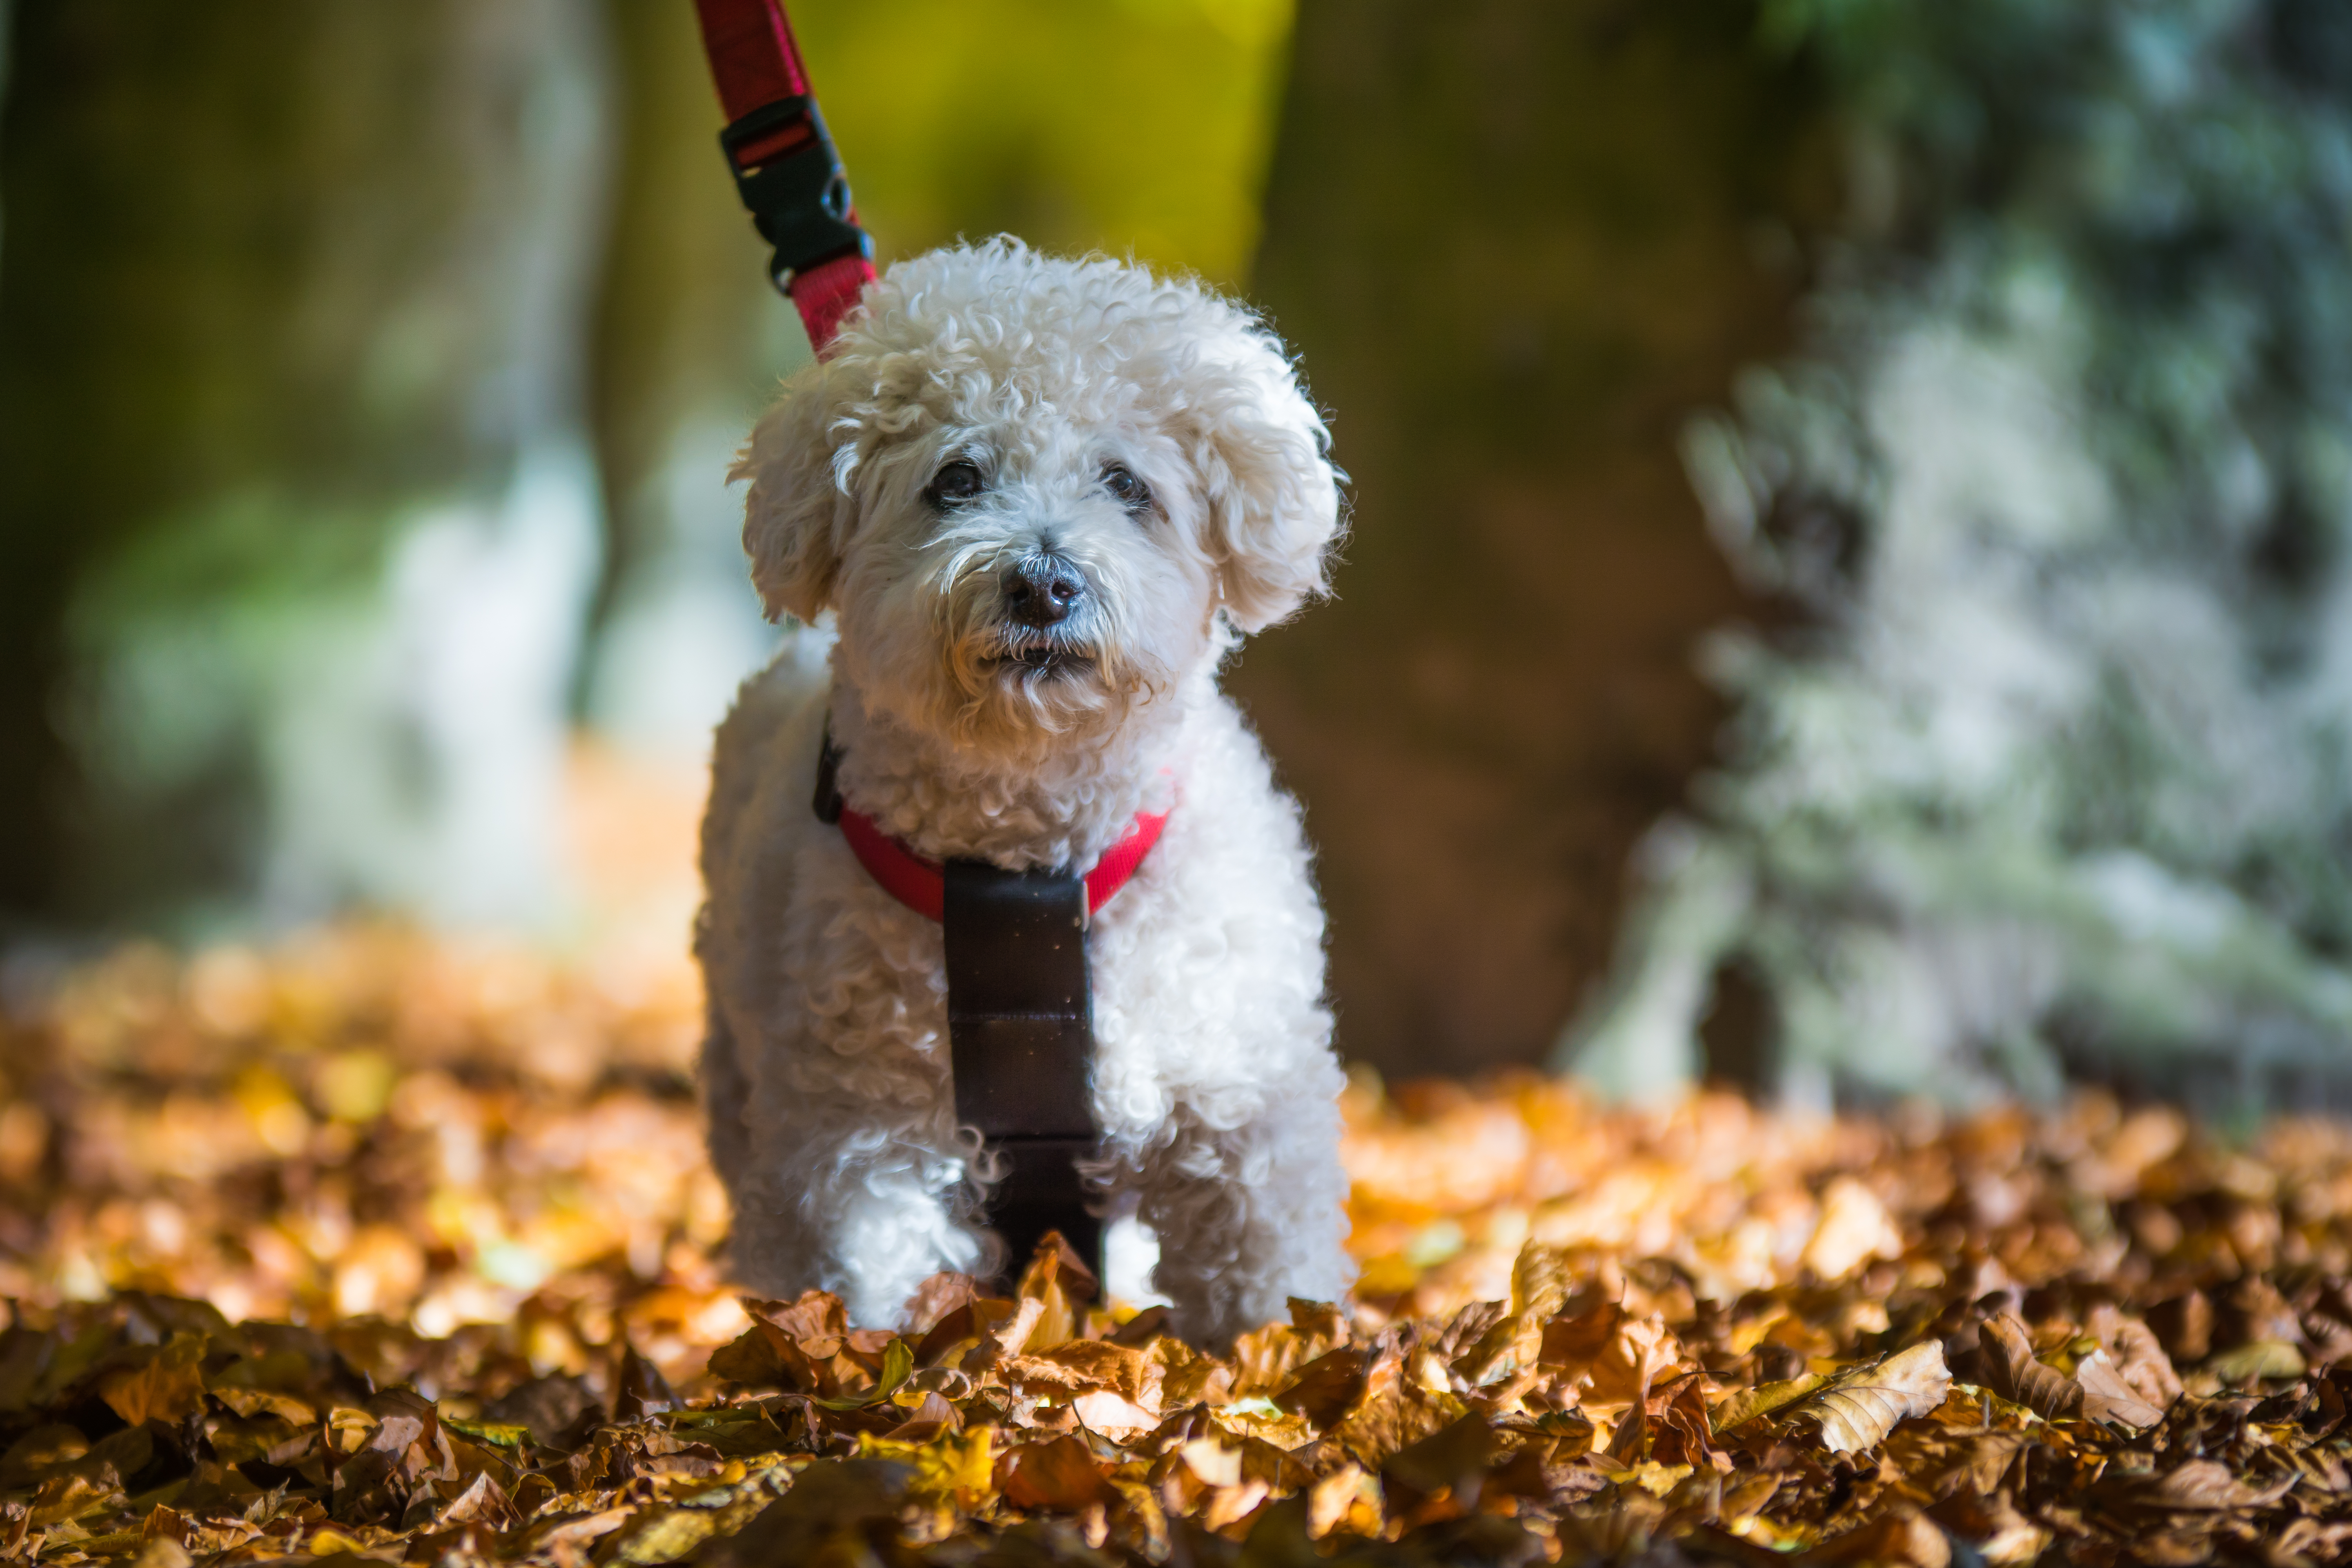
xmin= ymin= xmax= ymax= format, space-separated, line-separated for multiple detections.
xmin=995 ymin=554 xmax=1094 ymax=673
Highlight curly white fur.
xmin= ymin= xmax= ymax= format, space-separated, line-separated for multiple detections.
xmin=697 ymin=241 xmax=1353 ymax=1344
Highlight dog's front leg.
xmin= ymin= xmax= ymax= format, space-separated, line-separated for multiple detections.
xmin=1132 ymin=1096 xmax=1353 ymax=1347
xmin=729 ymin=1095 xmax=987 ymax=1329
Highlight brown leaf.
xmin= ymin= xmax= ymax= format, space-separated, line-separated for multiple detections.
xmin=998 ymin=1434 xmax=1107 ymax=1510
xmin=2105 ymin=1457 xmax=2295 ymax=1513
xmin=1539 ymin=1299 xmax=1626 ymax=1378
xmin=98 ymin=1334 xmax=207 ymax=1428
xmin=901 ymin=1272 xmax=981 ymax=1334
xmin=28 ymin=1471 xmax=119 ymax=1528
xmin=1151 ymin=1334 xmax=1234 ymax=1408
xmin=2223 ymin=1276 xmax=2304 ymax=1348
xmin=1454 ymin=1305 xmax=1543 ymax=1390
xmin=1786 ymin=1340 xmax=1953 ymax=1454
xmin=1649 ymin=1370 xmax=1729 ymax=1473
xmin=1015 ymin=1232 xmax=1099 ymax=1307
xmin=141 ymin=1503 xmax=189 ymax=1547
xmin=1020 ymin=1339 xmax=1158 ymax=1408
xmin=129 ymin=1536 xmax=190 ymax=1568
xmin=432 ymin=1471 xmax=520 ymax=1531
xmin=912 ymin=1302 xmax=982 ymax=1367
xmin=211 ymin=1385 xmax=314 ymax=1425
xmin=1919 ymin=1431 xmax=2031 ymax=1500
xmin=1274 ymin=1345 xmax=1370 ymax=1430
xmin=613 ymin=1343 xmax=676 ymax=1420
xmin=1798 ymin=1505 xmax=1951 ymax=1568
xmin=746 ymin=1290 xmax=849 ymax=1345
xmin=1229 ymin=1299 xmax=1349 ymax=1398
xmin=2074 ymin=1350 xmax=2165 ymax=1432
xmin=1927 ymin=1488 xmax=2049 ymax=1564
xmin=1107 ymin=1305 xmax=1172 ymax=1347
xmin=1509 ymin=1243 xmax=1575 ymax=1320
xmin=0 ymin=1425 xmax=89 ymax=1490
xmin=1330 ymin=1361 xmax=1466 ymax=1470
xmin=1382 ymin=1412 xmax=1496 ymax=1502
xmin=1000 ymin=1273 xmax=1082 ymax=1356
xmin=707 ymin=1321 xmax=820 ymax=1392
xmin=1976 ymin=1314 xmax=2082 ymax=1419
xmin=1069 ymin=1390 xmax=1155 ymax=1437
xmin=882 ymin=1389 xmax=960 ymax=1441
xmin=1711 ymin=1374 xmax=1825 ymax=1435
xmin=2148 ymin=1291 xmax=2213 ymax=1363
xmin=2102 ymin=1317 xmax=2182 ymax=1408
xmin=481 ymin=1373 xmax=599 ymax=1446
xmin=1584 ymin=1315 xmax=1689 ymax=1407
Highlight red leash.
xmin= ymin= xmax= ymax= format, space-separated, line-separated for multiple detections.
xmin=690 ymin=0 xmax=877 ymax=352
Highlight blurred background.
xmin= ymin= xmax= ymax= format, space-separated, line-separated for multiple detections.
xmin=4 ymin=0 xmax=2351 ymax=1118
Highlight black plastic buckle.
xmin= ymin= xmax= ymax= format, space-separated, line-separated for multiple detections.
xmin=719 ymin=95 xmax=873 ymax=292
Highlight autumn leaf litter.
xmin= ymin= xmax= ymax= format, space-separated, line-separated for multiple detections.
xmin=0 ymin=931 xmax=2349 ymax=1564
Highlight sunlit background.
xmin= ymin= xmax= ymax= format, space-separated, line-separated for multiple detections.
xmin=6 ymin=0 xmax=2352 ymax=1117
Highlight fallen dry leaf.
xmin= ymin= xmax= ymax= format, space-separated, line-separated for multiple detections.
xmin=2074 ymin=1349 xmax=2165 ymax=1431
xmin=1979 ymin=1312 xmax=2084 ymax=1419
xmin=1785 ymin=1340 xmax=1953 ymax=1454
xmin=97 ymin=1333 xmax=207 ymax=1427
xmin=1711 ymin=1373 xmax=1825 ymax=1435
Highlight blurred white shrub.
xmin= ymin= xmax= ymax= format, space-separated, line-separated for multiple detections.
xmin=1564 ymin=0 xmax=2352 ymax=1111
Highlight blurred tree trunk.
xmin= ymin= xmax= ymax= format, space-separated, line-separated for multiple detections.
xmin=1240 ymin=0 xmax=1831 ymax=1078
xmin=0 ymin=1 xmax=607 ymax=931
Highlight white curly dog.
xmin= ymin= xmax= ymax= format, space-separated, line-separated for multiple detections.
xmin=696 ymin=241 xmax=1354 ymax=1344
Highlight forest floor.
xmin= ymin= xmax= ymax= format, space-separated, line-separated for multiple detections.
xmin=0 ymin=926 xmax=2347 ymax=1566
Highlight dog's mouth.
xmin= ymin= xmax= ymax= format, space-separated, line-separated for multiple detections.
xmin=993 ymin=634 xmax=1094 ymax=677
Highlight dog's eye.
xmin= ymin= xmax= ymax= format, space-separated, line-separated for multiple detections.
xmin=1102 ymin=464 xmax=1150 ymax=510
xmin=927 ymin=460 xmax=984 ymax=506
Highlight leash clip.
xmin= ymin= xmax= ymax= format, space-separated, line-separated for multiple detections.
xmin=719 ymin=95 xmax=873 ymax=293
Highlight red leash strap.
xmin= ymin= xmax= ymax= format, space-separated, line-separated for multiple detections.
xmin=690 ymin=0 xmax=877 ymax=351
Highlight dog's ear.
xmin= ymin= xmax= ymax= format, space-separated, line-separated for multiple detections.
xmin=1185 ymin=331 xmax=1343 ymax=634
xmin=733 ymin=372 xmax=853 ymax=624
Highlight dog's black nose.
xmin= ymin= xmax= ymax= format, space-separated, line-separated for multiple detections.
xmin=1004 ymin=557 xmax=1085 ymax=627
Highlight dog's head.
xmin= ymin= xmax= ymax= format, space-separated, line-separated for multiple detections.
xmin=735 ymin=241 xmax=1341 ymax=750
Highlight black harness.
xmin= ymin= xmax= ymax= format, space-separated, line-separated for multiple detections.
xmin=813 ymin=733 xmax=1102 ymax=1276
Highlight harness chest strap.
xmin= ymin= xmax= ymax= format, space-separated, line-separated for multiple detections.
xmin=811 ymin=731 xmax=1170 ymax=1272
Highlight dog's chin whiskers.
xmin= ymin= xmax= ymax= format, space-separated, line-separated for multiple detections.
xmin=989 ymin=631 xmax=1096 ymax=676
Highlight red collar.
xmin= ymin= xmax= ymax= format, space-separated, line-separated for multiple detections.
xmin=837 ymin=804 xmax=1171 ymax=924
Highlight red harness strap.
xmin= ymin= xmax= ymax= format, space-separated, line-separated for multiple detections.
xmin=838 ymin=807 xmax=1172 ymax=924
xmin=690 ymin=0 xmax=877 ymax=353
